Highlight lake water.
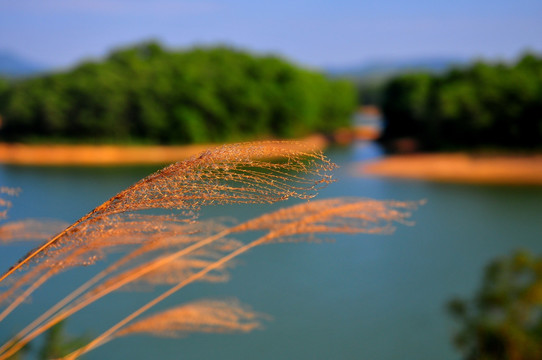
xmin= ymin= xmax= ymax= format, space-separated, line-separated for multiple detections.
xmin=1 ymin=141 xmax=542 ymax=360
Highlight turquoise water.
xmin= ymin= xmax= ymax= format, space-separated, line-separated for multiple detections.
xmin=1 ymin=142 xmax=542 ymax=359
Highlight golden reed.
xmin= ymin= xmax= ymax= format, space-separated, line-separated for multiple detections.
xmin=0 ymin=142 xmax=420 ymax=359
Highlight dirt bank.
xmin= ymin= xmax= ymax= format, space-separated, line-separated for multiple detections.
xmin=0 ymin=135 xmax=328 ymax=166
xmin=361 ymin=153 xmax=542 ymax=186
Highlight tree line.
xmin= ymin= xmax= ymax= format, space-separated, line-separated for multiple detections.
xmin=0 ymin=42 xmax=356 ymax=144
xmin=380 ymin=53 xmax=542 ymax=150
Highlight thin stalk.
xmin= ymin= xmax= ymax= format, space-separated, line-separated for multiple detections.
xmin=0 ymin=270 xmax=51 ymax=323
xmin=0 ymin=266 xmax=108 ymax=356
xmin=0 ymin=238 xmax=103 ymax=326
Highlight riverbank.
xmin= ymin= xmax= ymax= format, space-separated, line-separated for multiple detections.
xmin=0 ymin=135 xmax=328 ymax=166
xmin=361 ymin=153 xmax=542 ymax=186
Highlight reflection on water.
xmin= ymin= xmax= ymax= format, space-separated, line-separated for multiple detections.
xmin=351 ymin=141 xmax=386 ymax=162
xmin=1 ymin=142 xmax=542 ymax=360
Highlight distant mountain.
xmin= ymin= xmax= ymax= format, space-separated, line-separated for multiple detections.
xmin=327 ymin=57 xmax=467 ymax=81
xmin=0 ymin=50 xmax=47 ymax=77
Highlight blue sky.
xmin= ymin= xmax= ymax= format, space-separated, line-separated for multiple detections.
xmin=1 ymin=0 xmax=541 ymax=69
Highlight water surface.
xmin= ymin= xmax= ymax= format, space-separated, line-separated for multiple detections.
xmin=1 ymin=142 xmax=541 ymax=360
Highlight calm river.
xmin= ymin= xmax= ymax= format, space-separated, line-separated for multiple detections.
xmin=1 ymin=141 xmax=542 ymax=359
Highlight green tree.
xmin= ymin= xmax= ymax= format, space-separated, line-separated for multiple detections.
xmin=448 ymin=250 xmax=542 ymax=360
xmin=381 ymin=53 xmax=542 ymax=151
xmin=0 ymin=42 xmax=357 ymax=144
xmin=380 ymin=73 xmax=434 ymax=145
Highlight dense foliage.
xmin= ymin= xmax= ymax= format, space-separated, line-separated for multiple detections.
xmin=0 ymin=42 xmax=356 ymax=144
xmin=380 ymin=53 xmax=542 ymax=150
xmin=448 ymin=250 xmax=542 ymax=360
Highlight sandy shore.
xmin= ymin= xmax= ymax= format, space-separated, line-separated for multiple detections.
xmin=0 ymin=135 xmax=328 ymax=166
xmin=361 ymin=153 xmax=542 ymax=186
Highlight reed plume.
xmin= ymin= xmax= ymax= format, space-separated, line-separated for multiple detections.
xmin=0 ymin=141 xmax=421 ymax=360
xmin=0 ymin=219 xmax=69 ymax=243
xmin=0 ymin=141 xmax=333 ymax=298
xmin=0 ymin=187 xmax=20 ymax=221
xmin=0 ymin=141 xmax=334 ymax=285
xmin=116 ymin=299 xmax=267 ymax=337
xmin=0 ymin=142 xmax=338 ymax=358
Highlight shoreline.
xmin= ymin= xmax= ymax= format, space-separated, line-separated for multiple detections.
xmin=0 ymin=135 xmax=329 ymax=166
xmin=361 ymin=153 xmax=542 ymax=186
xmin=4 ymin=139 xmax=542 ymax=186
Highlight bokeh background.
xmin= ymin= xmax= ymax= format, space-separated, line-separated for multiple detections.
xmin=1 ymin=1 xmax=542 ymax=359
